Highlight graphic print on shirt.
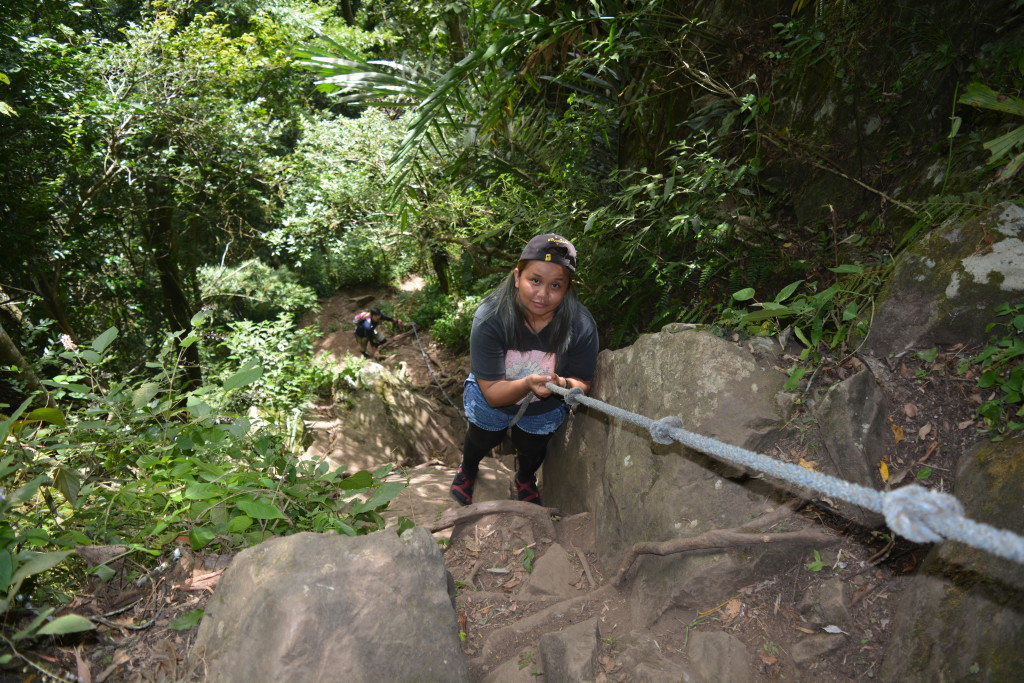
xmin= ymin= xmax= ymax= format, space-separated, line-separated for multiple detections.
xmin=505 ymin=350 xmax=555 ymax=404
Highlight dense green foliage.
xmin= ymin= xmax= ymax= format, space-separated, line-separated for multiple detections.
xmin=1 ymin=0 xmax=1022 ymax=671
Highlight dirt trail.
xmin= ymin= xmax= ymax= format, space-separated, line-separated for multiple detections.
xmin=31 ymin=286 xmax=984 ymax=681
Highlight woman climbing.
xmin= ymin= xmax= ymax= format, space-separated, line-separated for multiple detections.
xmin=450 ymin=233 xmax=599 ymax=506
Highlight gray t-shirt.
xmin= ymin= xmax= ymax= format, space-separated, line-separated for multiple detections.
xmin=469 ymin=301 xmax=599 ymax=416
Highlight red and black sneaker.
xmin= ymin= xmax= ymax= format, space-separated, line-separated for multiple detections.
xmin=450 ymin=465 xmax=476 ymax=506
xmin=514 ymin=475 xmax=542 ymax=505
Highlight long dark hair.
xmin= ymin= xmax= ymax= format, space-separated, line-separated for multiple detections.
xmin=478 ymin=261 xmax=581 ymax=359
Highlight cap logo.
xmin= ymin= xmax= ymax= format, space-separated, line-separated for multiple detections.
xmin=545 ymin=254 xmax=551 ymax=261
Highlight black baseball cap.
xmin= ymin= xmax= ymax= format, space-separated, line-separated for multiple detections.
xmin=518 ymin=233 xmax=577 ymax=273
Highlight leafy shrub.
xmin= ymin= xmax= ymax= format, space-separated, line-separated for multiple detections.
xmin=294 ymin=229 xmax=392 ymax=294
xmin=0 ymin=326 xmax=408 ymax=650
xmin=206 ymin=313 xmax=335 ymax=414
xmin=429 ymin=295 xmax=482 ymax=353
xmin=199 ymin=259 xmax=319 ymax=322
xmin=718 ymin=264 xmax=883 ymax=389
xmin=405 ymin=281 xmax=453 ymax=328
xmin=959 ymin=302 xmax=1024 ymax=436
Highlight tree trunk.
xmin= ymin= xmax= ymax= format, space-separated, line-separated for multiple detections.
xmin=144 ymin=180 xmax=203 ymax=392
xmin=0 ymin=319 xmax=46 ymax=399
xmin=430 ymin=245 xmax=451 ymax=295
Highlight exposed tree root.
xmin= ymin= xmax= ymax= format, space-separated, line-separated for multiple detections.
xmin=613 ymin=527 xmax=836 ymax=588
xmin=430 ymin=500 xmax=564 ymax=538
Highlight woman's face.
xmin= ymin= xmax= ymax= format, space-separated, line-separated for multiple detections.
xmin=514 ymin=260 xmax=570 ymax=320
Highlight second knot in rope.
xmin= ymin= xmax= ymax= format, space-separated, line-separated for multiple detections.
xmin=649 ymin=416 xmax=684 ymax=445
xmin=882 ymin=485 xmax=964 ymax=543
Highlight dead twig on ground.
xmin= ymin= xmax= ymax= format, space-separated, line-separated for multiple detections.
xmin=572 ymin=543 xmax=596 ymax=590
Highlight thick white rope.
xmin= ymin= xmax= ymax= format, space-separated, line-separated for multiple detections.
xmin=549 ymin=384 xmax=1024 ymax=564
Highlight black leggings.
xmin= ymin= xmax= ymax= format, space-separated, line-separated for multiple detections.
xmin=462 ymin=422 xmax=552 ymax=481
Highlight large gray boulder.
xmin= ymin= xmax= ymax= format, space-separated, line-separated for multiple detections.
xmin=194 ymin=527 xmax=468 ymax=682
xmin=545 ymin=327 xmax=805 ymax=627
xmin=867 ymin=202 xmax=1024 ymax=356
xmin=878 ymin=437 xmax=1024 ymax=681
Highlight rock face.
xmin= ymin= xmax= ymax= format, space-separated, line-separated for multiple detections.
xmin=194 ymin=527 xmax=469 ymax=682
xmin=867 ymin=202 xmax=1024 ymax=356
xmin=545 ymin=327 xmax=803 ymax=626
xmin=878 ymin=437 xmax=1024 ymax=681
xmin=815 ymin=369 xmax=892 ymax=527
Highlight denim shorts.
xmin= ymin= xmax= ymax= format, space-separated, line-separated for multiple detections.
xmin=463 ymin=376 xmax=568 ymax=435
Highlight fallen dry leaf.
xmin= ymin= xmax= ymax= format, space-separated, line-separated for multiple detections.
xmin=879 ymin=461 xmax=890 ymax=483
xmin=903 ymin=403 xmax=918 ymax=418
xmin=891 ymin=425 xmax=905 ymax=443
xmin=759 ymin=653 xmax=779 ymax=665
xmin=798 ymin=458 xmax=818 ymax=471
xmin=722 ymin=599 xmax=743 ymax=622
xmin=75 ymin=645 xmax=92 ymax=683
xmin=794 ymin=625 xmax=816 ymax=634
xmin=172 ymin=568 xmax=223 ymax=592
xmin=95 ymin=650 xmax=130 ymax=683
xmin=918 ymin=441 xmax=940 ymax=464
xmin=918 ymin=423 xmax=932 ymax=440
xmin=958 ymin=419 xmax=975 ymax=430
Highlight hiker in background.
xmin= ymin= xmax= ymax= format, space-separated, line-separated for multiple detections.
xmin=354 ymin=307 xmax=403 ymax=359
xmin=450 ymin=233 xmax=599 ymax=507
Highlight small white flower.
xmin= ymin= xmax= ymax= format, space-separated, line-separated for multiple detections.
xmin=60 ymin=334 xmax=78 ymax=351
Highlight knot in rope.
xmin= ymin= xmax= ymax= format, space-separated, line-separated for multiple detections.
xmin=882 ymin=485 xmax=964 ymax=543
xmin=563 ymin=387 xmax=585 ymax=406
xmin=649 ymin=416 xmax=684 ymax=445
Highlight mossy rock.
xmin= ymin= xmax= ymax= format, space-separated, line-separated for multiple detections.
xmin=867 ymin=202 xmax=1024 ymax=356
xmin=878 ymin=437 xmax=1024 ymax=681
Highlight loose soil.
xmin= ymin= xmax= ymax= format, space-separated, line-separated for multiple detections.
xmin=12 ymin=286 xmax=989 ymax=682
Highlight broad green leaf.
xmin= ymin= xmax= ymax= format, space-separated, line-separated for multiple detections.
xmin=236 ymin=499 xmax=286 ymax=520
xmin=184 ymin=483 xmax=222 ymax=500
xmin=757 ymin=302 xmax=794 ymax=313
xmin=189 ymin=526 xmax=216 ymax=550
xmin=91 ymin=327 xmax=119 ymax=354
xmin=351 ymin=482 xmax=406 ymax=513
xmin=228 ymin=515 xmax=253 ymax=532
xmin=190 ymin=310 xmax=211 ymax=327
xmin=23 ymin=407 xmax=65 ymax=427
xmin=53 ymin=468 xmax=81 ymax=508
xmin=223 ymin=360 xmax=263 ymax=391
xmin=774 ymin=280 xmax=804 ymax=303
xmin=79 ymin=350 xmax=102 ymax=364
xmin=732 ymin=288 xmax=756 ymax=301
xmin=337 ymin=470 xmax=374 ymax=490
xmin=36 ymin=614 xmax=94 ymax=636
xmin=0 ymin=550 xmax=12 ymax=592
xmin=170 ymin=609 xmax=204 ymax=631
xmin=983 ymin=125 xmax=1024 ymax=163
xmin=10 ymin=550 xmax=73 ymax=587
xmin=740 ymin=309 xmax=786 ymax=323
xmin=829 ymin=264 xmax=864 ymax=274
xmin=12 ymin=607 xmax=54 ymax=640
xmin=132 ymin=382 xmax=162 ymax=409
xmin=959 ymin=82 xmax=1024 ymax=117
xmin=92 ymin=564 xmax=116 ymax=582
